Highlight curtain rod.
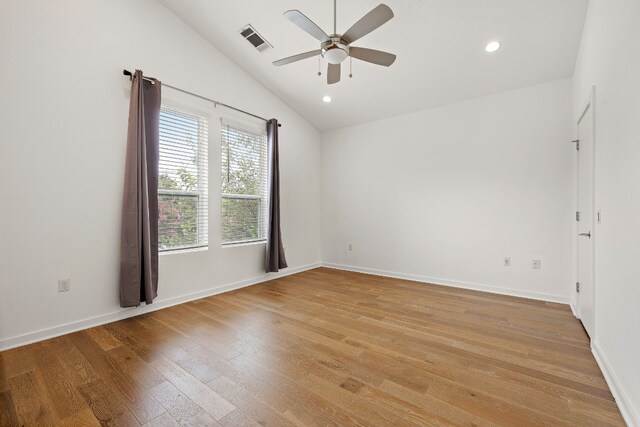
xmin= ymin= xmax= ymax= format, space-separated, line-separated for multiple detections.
xmin=122 ymin=69 xmax=281 ymax=127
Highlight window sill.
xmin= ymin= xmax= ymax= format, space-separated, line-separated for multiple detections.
xmin=159 ymin=246 xmax=208 ymax=256
xmin=222 ymin=240 xmax=266 ymax=248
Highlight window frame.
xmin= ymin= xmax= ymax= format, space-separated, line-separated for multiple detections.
xmin=157 ymin=104 xmax=210 ymax=253
xmin=220 ymin=121 xmax=268 ymax=247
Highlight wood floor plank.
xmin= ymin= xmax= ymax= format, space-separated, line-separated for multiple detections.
xmin=288 ymin=308 xmax=616 ymax=417
xmin=69 ymin=331 xmax=165 ymax=424
xmin=7 ymin=371 xmax=56 ymax=426
xmin=106 ymin=345 xmax=166 ymax=391
xmin=0 ymin=346 xmax=36 ymax=388
xmin=229 ymin=351 xmax=410 ymax=427
xmin=141 ymin=411 xmax=180 ymax=427
xmin=77 ymin=379 xmax=140 ymax=426
xmin=0 ymin=268 xmax=625 ymax=426
xmin=218 ymin=408 xmax=262 ymax=427
xmin=104 ymin=320 xmax=161 ymax=363
xmin=85 ymin=325 xmax=122 ymax=351
xmin=133 ymin=315 xmax=296 ymax=416
xmin=207 ymin=374 xmax=295 ymax=427
xmin=58 ymin=407 xmax=101 ymax=427
xmin=32 ymin=341 xmax=89 ymax=419
xmin=0 ymin=355 xmax=7 ymax=393
xmin=0 ymin=390 xmax=19 ymax=427
xmin=47 ymin=336 xmax=100 ymax=387
xmin=226 ymin=350 xmax=373 ymax=426
xmin=147 ymin=380 xmax=220 ymax=426
xmin=379 ymin=379 xmax=494 ymax=427
xmin=151 ymin=358 xmax=235 ymax=421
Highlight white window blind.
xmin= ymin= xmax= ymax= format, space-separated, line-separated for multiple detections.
xmin=221 ymin=121 xmax=268 ymax=245
xmin=158 ymin=107 xmax=209 ymax=251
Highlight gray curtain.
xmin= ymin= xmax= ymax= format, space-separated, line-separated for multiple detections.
xmin=119 ymin=70 xmax=161 ymax=307
xmin=265 ymin=119 xmax=288 ymax=273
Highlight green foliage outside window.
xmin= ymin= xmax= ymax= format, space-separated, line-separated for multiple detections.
xmin=221 ymin=126 xmax=266 ymax=244
xmin=158 ymin=109 xmax=205 ymax=251
xmin=158 ymin=173 xmax=198 ymax=250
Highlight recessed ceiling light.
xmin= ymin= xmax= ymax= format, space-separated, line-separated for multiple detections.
xmin=485 ymin=41 xmax=501 ymax=53
xmin=323 ymin=95 xmax=332 ymax=103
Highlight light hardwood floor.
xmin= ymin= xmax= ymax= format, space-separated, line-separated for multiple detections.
xmin=0 ymin=268 xmax=624 ymax=426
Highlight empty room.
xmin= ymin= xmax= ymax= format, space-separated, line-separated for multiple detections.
xmin=1 ymin=0 xmax=639 ymax=425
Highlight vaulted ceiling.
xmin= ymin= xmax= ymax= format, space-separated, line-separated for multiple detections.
xmin=158 ymin=0 xmax=588 ymax=131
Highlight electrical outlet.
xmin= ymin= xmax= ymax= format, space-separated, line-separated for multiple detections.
xmin=504 ymin=257 xmax=511 ymax=267
xmin=58 ymin=278 xmax=70 ymax=292
xmin=532 ymin=259 xmax=541 ymax=269
xmin=348 ymin=244 xmax=353 ymax=251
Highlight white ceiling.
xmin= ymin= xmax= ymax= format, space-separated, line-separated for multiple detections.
xmin=158 ymin=0 xmax=588 ymax=131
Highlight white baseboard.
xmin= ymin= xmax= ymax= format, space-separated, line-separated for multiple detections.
xmin=593 ymin=341 xmax=640 ymax=427
xmin=321 ymin=262 xmax=570 ymax=304
xmin=592 ymin=341 xmax=639 ymax=427
xmin=570 ymin=302 xmax=579 ymax=318
xmin=0 ymin=262 xmax=321 ymax=351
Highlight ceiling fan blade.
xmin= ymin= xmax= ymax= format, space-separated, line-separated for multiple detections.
xmin=350 ymin=47 xmax=396 ymax=66
xmin=327 ymin=63 xmax=341 ymax=84
xmin=284 ymin=10 xmax=330 ymax=43
xmin=342 ymin=4 xmax=394 ymax=44
xmin=273 ymin=50 xmax=321 ymax=66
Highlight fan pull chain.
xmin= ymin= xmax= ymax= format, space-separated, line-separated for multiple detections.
xmin=318 ymin=56 xmax=322 ymax=76
xmin=349 ymin=56 xmax=353 ymax=78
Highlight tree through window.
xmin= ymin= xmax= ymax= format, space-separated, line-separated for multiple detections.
xmin=158 ymin=107 xmax=208 ymax=251
xmin=221 ymin=123 xmax=267 ymax=245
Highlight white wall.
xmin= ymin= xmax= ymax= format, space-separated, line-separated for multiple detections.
xmin=322 ymin=79 xmax=574 ymax=302
xmin=572 ymin=1 xmax=640 ymax=424
xmin=0 ymin=0 xmax=322 ymax=348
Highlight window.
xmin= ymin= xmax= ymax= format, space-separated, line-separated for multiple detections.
xmin=221 ymin=122 xmax=268 ymax=245
xmin=158 ymin=107 xmax=208 ymax=251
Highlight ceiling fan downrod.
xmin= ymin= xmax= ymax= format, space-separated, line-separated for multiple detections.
xmin=334 ymin=0 xmax=337 ymax=35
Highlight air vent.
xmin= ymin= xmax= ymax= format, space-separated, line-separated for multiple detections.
xmin=240 ymin=25 xmax=272 ymax=53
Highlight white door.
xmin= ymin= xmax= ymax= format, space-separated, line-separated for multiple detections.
xmin=577 ymin=98 xmax=595 ymax=339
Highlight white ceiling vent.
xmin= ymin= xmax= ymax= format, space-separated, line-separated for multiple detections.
xmin=240 ymin=25 xmax=272 ymax=53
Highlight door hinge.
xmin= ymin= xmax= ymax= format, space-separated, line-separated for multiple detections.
xmin=576 ymin=282 xmax=580 ymax=293
xmin=576 ymin=211 xmax=580 ymax=221
xmin=572 ymin=139 xmax=580 ymax=150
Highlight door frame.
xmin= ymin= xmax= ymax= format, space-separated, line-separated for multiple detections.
xmin=574 ymin=85 xmax=596 ymax=340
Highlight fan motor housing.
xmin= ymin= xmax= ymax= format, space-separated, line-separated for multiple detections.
xmin=321 ymin=36 xmax=349 ymax=64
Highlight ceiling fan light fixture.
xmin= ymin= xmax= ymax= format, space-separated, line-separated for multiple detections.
xmin=485 ymin=41 xmax=501 ymax=53
xmin=322 ymin=45 xmax=349 ymax=64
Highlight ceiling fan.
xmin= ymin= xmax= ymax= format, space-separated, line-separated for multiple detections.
xmin=273 ymin=0 xmax=396 ymax=84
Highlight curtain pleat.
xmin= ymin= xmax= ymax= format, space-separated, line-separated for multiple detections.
xmin=265 ymin=119 xmax=288 ymax=273
xmin=119 ymin=70 xmax=161 ymax=307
